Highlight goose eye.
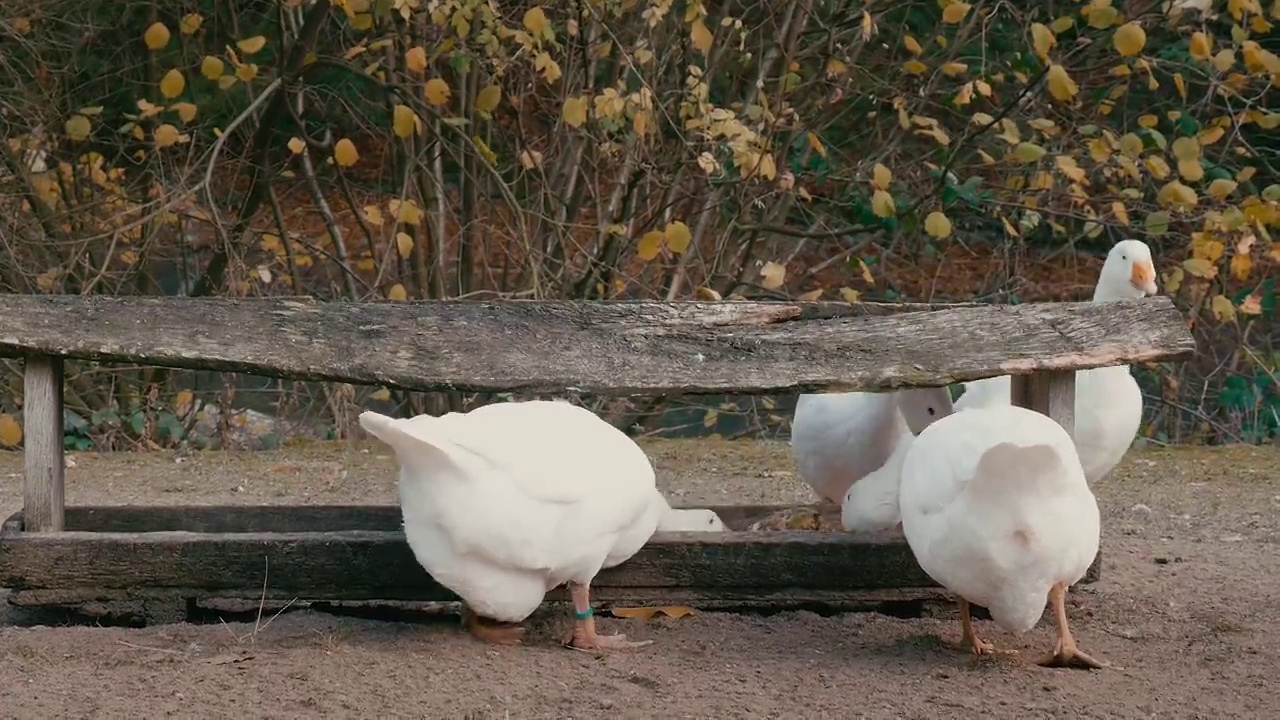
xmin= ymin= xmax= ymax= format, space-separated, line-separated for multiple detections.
xmin=1121 ymin=254 xmax=1127 ymax=260
xmin=928 ymin=407 xmax=937 ymax=416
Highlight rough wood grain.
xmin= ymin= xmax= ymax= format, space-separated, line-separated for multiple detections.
xmin=1011 ymin=371 xmax=1077 ymax=437
xmin=0 ymin=506 xmax=1100 ymax=604
xmin=0 ymin=296 xmax=1194 ymax=395
xmin=22 ymin=356 xmax=64 ymax=532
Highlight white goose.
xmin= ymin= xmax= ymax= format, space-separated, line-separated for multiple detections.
xmin=954 ymin=239 xmax=1158 ymax=483
xmin=792 ymin=388 xmax=954 ymax=506
xmin=899 ymin=404 xmax=1103 ymax=669
xmin=359 ymin=400 xmax=724 ymax=650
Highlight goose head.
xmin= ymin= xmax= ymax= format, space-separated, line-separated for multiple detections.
xmin=1094 ymin=239 xmax=1157 ymax=301
xmin=659 ymin=507 xmax=728 ymax=532
xmin=896 ymin=387 xmax=954 ymax=435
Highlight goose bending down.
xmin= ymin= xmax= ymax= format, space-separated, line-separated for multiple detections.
xmin=899 ymin=404 xmax=1103 ymax=669
xmin=359 ymin=400 xmax=725 ymax=650
xmin=753 ymin=389 xmax=952 ymax=532
xmin=954 ymin=239 xmax=1158 ymax=483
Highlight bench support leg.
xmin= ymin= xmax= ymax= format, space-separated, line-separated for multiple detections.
xmin=23 ymin=355 xmax=65 ymax=532
xmin=1010 ymin=370 xmax=1075 ymax=437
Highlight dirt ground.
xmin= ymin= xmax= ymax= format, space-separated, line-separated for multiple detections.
xmin=0 ymin=439 xmax=1277 ymax=719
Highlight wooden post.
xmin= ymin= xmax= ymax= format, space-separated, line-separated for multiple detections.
xmin=23 ymin=355 xmax=65 ymax=532
xmin=1010 ymin=370 xmax=1075 ymax=436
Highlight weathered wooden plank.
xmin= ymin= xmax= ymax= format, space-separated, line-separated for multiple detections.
xmin=0 ymin=506 xmax=1101 ymax=603
xmin=1011 ymin=371 xmax=1077 ymax=437
xmin=0 ymin=296 xmax=1194 ymax=395
xmin=22 ymin=356 xmax=64 ymax=532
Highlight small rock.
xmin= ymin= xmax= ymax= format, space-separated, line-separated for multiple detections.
xmin=1221 ymin=534 xmax=1245 ymax=542
xmin=1130 ymin=503 xmax=1152 ymax=516
xmin=1154 ymin=556 xmax=1170 ymax=564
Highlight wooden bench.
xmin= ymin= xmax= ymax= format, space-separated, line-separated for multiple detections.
xmin=0 ymin=295 xmax=1194 ymax=613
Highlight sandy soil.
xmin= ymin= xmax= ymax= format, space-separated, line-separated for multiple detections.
xmin=0 ymin=439 xmax=1278 ymax=719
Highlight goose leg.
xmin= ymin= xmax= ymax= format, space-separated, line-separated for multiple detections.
xmin=460 ymin=603 xmax=525 ymax=645
xmin=1036 ymin=582 xmax=1104 ymax=670
xmin=565 ymin=581 xmax=652 ymax=651
xmin=955 ymin=598 xmax=997 ymax=657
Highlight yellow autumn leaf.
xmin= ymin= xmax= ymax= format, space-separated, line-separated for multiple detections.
xmin=903 ymin=60 xmax=928 ymax=75
xmin=396 ymin=232 xmax=414 ymax=259
xmin=475 ymin=85 xmax=502 ymax=115
xmin=609 ymin=606 xmax=696 ymax=620
xmin=0 ymin=414 xmax=22 ymax=447
xmin=159 ymin=69 xmax=185 ymax=99
xmin=941 ymin=2 xmax=971 ymax=24
xmin=1144 ymin=211 xmax=1171 ymax=235
xmin=1119 ymin=132 xmax=1144 ymax=158
xmin=393 ymin=104 xmax=417 ymax=139
xmin=924 ymin=211 xmax=953 ymax=238
xmin=1157 ymin=180 xmax=1198 ymax=209
xmin=334 ymin=138 xmax=359 ymax=167
xmin=1210 ymin=294 xmax=1236 ymax=322
xmin=370 ymin=387 xmax=393 ymax=402
xmin=691 ymin=18 xmax=713 ymax=54
xmin=870 ymin=189 xmax=896 ymax=217
xmin=807 ymin=131 xmax=827 ymax=159
xmin=236 ymin=63 xmax=257 ymax=82
xmin=759 ymin=261 xmax=787 ymax=290
xmin=390 ymin=199 xmax=424 ymax=226
xmin=1183 ymin=257 xmax=1215 ymax=278
xmin=180 ymin=13 xmax=203 ymax=35
xmin=1112 ymin=201 xmax=1131 ymax=226
xmin=1207 ymin=178 xmax=1238 ymax=199
xmin=562 ymin=95 xmax=589 ymax=127
xmin=387 ymin=283 xmax=409 ymax=301
xmin=424 ymin=78 xmax=451 ymax=106
xmin=200 ymin=56 xmax=224 ymax=80
xmin=153 ymin=123 xmax=180 ymax=148
xmin=287 ymin=136 xmax=306 ymax=154
xmin=143 ymin=22 xmax=171 ymax=50
xmin=1177 ymin=158 xmax=1204 ymax=182
xmin=1189 ymin=32 xmax=1212 ymax=61
xmin=522 ymin=6 xmax=549 ymax=35
xmin=237 ymin=35 xmax=267 ymax=55
xmin=665 ymin=221 xmax=692 ymax=254
xmin=1231 ymin=252 xmax=1252 ymax=282
xmin=405 ymin=46 xmax=428 ymax=74
xmin=941 ymin=62 xmax=968 ymax=76
xmin=1211 ymin=48 xmax=1236 ymax=73
xmin=1030 ymin=23 xmax=1056 ymax=60
xmin=1088 ymin=5 xmax=1118 ymax=29
xmin=1046 ymin=64 xmax=1078 ymax=101
xmin=1171 ymin=136 xmax=1200 ymax=161
xmin=1113 ymin=22 xmax=1146 ymax=57
xmin=903 ymin=35 xmax=923 ymax=55
xmin=872 ymin=163 xmax=892 ymax=191
xmin=65 ymin=114 xmax=92 ymax=142
xmin=1013 ymin=142 xmax=1047 ymax=163
xmin=637 ymin=230 xmax=664 ymax=261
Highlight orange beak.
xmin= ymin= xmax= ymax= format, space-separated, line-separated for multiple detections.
xmin=1130 ymin=260 xmax=1157 ymax=296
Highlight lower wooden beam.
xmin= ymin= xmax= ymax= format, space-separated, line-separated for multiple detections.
xmin=22 ymin=355 xmax=64 ymax=532
xmin=0 ymin=505 xmax=1102 ymax=605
